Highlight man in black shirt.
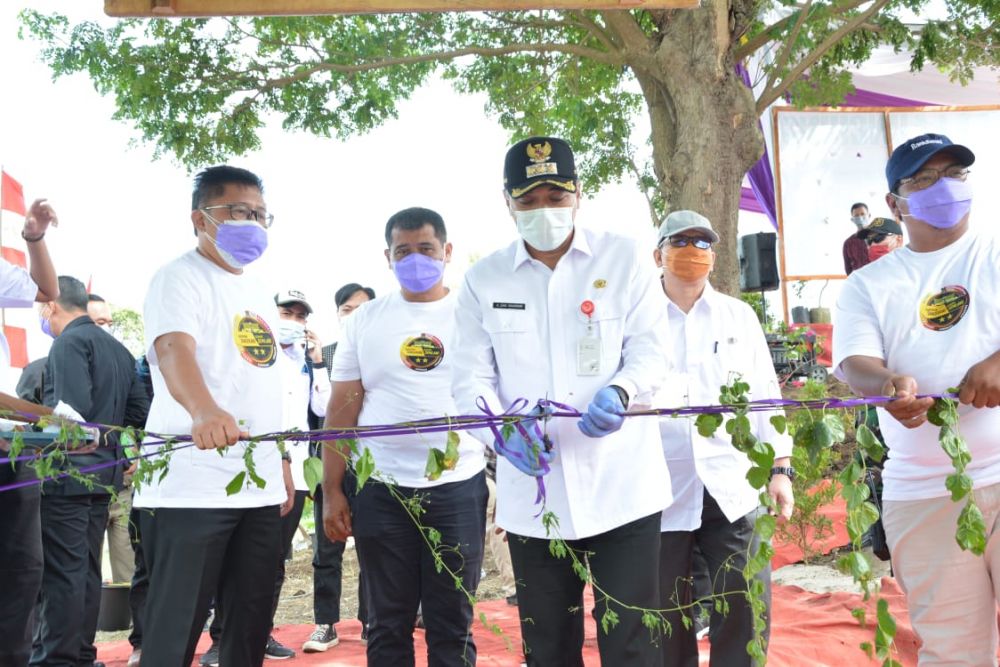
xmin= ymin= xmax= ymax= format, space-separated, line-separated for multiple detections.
xmin=32 ymin=276 xmax=150 ymax=667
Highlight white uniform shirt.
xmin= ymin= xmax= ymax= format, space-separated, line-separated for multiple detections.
xmin=453 ymin=226 xmax=671 ymax=540
xmin=658 ymin=285 xmax=792 ymax=531
xmin=0 ymin=260 xmax=39 ymax=389
xmin=278 ymin=345 xmax=329 ymax=491
xmin=331 ymin=290 xmax=484 ymax=488
xmin=834 ymin=230 xmax=1000 ymax=501
xmin=135 ymin=250 xmax=285 ymax=509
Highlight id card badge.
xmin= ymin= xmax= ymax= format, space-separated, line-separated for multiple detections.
xmin=577 ymin=335 xmax=601 ymax=375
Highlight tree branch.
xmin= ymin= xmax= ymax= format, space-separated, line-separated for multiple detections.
xmin=735 ymin=0 xmax=869 ymax=61
xmin=568 ymin=10 xmax=620 ymax=52
xmin=755 ymin=0 xmax=894 ymax=113
xmin=257 ymin=41 xmax=623 ymax=92
xmin=598 ymin=10 xmax=656 ymax=72
xmin=761 ymin=0 xmax=814 ymax=100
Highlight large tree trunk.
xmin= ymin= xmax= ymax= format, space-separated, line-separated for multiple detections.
xmin=631 ymin=2 xmax=762 ymax=297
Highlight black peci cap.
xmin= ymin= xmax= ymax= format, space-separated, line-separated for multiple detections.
xmin=504 ymin=136 xmax=578 ymax=198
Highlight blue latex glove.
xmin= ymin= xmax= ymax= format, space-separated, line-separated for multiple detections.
xmin=495 ymin=406 xmax=554 ymax=476
xmin=577 ymin=386 xmax=626 ymax=438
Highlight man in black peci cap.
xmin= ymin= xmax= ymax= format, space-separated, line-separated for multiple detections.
xmin=834 ymin=133 xmax=1000 ymax=664
xmin=453 ymin=137 xmax=672 ymax=666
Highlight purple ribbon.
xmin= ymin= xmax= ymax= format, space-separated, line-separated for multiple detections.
xmin=0 ymin=393 xmax=958 ymax=494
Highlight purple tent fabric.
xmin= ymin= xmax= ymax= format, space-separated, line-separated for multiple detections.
xmin=736 ymin=63 xmax=779 ymax=229
xmin=842 ymin=88 xmax=929 ymax=107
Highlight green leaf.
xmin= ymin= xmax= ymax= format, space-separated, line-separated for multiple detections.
xmin=945 ymin=472 xmax=973 ymax=502
xmin=746 ymin=465 xmax=770 ymax=490
xmin=600 ymin=608 xmax=619 ymax=635
xmin=695 ymin=413 xmax=724 ymax=438
xmin=875 ymin=597 xmax=897 ymax=656
xmin=855 ymin=424 xmax=885 ymax=463
xmin=443 ymin=431 xmax=460 ymax=470
xmin=355 ymin=447 xmax=375 ymax=491
xmin=303 ymin=456 xmax=323 ymax=493
xmin=225 ymin=470 xmax=246 ymax=496
xmin=956 ymin=499 xmax=987 ymax=555
xmin=425 ymin=448 xmax=445 ymax=482
xmin=754 ymin=513 xmax=777 ymax=541
xmin=821 ymin=413 xmax=846 ymax=443
xmin=769 ymin=415 xmax=787 ymax=435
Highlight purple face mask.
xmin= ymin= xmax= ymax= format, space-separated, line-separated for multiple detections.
xmin=393 ymin=253 xmax=444 ymax=293
xmin=205 ymin=215 xmax=268 ymax=269
xmin=40 ymin=316 xmax=54 ymax=339
xmin=898 ymin=177 xmax=973 ymax=229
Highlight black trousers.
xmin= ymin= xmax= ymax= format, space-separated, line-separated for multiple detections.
xmin=0 ymin=466 xmax=43 ymax=667
xmin=313 ymin=484 xmax=368 ymax=626
xmin=31 ymin=494 xmax=109 ymax=667
xmin=507 ymin=511 xmax=663 ymax=667
xmin=658 ymin=490 xmax=771 ymax=667
xmin=128 ymin=507 xmax=147 ymax=650
xmin=210 ymin=489 xmax=308 ymax=642
xmin=353 ymin=471 xmax=486 ymax=667
xmin=138 ymin=505 xmax=282 ymax=667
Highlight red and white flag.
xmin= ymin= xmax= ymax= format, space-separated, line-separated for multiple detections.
xmin=1 ymin=170 xmax=26 ymax=216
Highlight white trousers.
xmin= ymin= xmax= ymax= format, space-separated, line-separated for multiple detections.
xmin=884 ymin=482 xmax=1000 ymax=666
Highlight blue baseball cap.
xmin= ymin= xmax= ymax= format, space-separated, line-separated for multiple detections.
xmin=885 ymin=133 xmax=975 ymax=191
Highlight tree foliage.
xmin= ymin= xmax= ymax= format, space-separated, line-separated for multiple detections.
xmin=19 ymin=2 xmax=1000 ymax=294
xmin=110 ymin=305 xmax=145 ymax=357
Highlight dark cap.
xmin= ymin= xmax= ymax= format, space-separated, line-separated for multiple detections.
xmin=274 ymin=289 xmax=312 ymax=315
xmin=886 ymin=133 xmax=975 ymax=191
xmin=504 ymin=137 xmax=578 ymax=198
xmin=859 ymin=217 xmax=903 ymax=239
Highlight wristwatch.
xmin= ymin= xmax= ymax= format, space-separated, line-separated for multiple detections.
xmin=770 ymin=466 xmax=796 ymax=481
xmin=280 ymin=451 xmax=293 ymax=463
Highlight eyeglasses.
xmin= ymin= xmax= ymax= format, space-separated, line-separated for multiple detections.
xmin=200 ymin=204 xmax=274 ymax=228
xmin=899 ymin=165 xmax=970 ymax=192
xmin=663 ymin=236 xmax=713 ymax=250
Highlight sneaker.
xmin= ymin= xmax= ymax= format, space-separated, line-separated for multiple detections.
xmin=199 ymin=643 xmax=220 ymax=667
xmin=505 ymin=594 xmax=518 ymax=606
xmin=360 ymin=625 xmax=369 ymax=646
xmin=302 ymin=624 xmax=339 ymax=653
xmin=265 ymin=635 xmax=295 ymax=660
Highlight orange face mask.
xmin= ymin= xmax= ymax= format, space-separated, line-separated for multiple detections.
xmin=665 ymin=245 xmax=714 ymax=281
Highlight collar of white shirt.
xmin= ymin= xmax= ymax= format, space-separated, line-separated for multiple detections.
xmin=666 ymin=281 xmax=718 ymax=317
xmin=511 ymin=225 xmax=594 ymax=270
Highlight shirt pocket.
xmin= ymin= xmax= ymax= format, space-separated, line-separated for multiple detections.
xmin=589 ymin=301 xmax=627 ymax=369
xmin=482 ymin=308 xmax=531 ymax=370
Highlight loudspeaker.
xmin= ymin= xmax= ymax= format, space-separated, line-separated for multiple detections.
xmin=738 ymin=232 xmax=780 ymax=292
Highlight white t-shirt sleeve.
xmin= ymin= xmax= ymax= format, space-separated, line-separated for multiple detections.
xmin=0 ymin=260 xmax=38 ymax=308
xmin=143 ymin=259 xmax=203 ymax=364
xmin=330 ymin=310 xmax=362 ymax=382
xmin=832 ymin=275 xmax=885 ymax=379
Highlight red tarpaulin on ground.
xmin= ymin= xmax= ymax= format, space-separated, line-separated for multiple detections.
xmin=94 ymin=578 xmax=919 ymax=666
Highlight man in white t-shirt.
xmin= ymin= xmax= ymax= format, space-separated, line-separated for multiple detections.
xmin=323 ymin=207 xmax=486 ymax=667
xmin=834 ymin=133 xmax=1000 ymax=665
xmin=653 ymin=210 xmax=794 ymax=666
xmin=452 ymin=137 xmax=670 ymax=666
xmin=134 ymin=166 xmax=294 ymax=667
xmin=0 ymin=198 xmax=59 ymax=666
xmin=201 ymin=288 xmax=330 ymax=663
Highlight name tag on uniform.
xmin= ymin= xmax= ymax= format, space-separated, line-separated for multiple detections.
xmin=577 ymin=336 xmax=601 ymax=375
xmin=493 ymin=302 xmax=526 ymax=310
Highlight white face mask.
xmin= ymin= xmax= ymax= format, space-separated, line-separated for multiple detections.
xmin=276 ymin=319 xmax=305 ymax=346
xmin=513 ymin=207 xmax=575 ymax=252
xmin=850 ymin=214 xmax=869 ymax=229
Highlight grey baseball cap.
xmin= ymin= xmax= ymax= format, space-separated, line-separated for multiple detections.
xmin=656 ymin=210 xmax=720 ymax=245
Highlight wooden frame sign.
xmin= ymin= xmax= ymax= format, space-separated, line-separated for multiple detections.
xmin=106 ymin=0 xmax=700 ymax=15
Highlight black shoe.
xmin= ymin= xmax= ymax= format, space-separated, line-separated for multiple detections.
xmin=505 ymin=594 xmax=518 ymax=606
xmin=302 ymin=624 xmax=339 ymax=653
xmin=264 ymin=635 xmax=295 ymax=660
xmin=199 ymin=643 xmax=220 ymax=667
xmin=360 ymin=625 xmax=369 ymax=646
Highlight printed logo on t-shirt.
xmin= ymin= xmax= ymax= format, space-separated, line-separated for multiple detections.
xmin=400 ymin=333 xmax=444 ymax=372
xmin=919 ymin=285 xmax=970 ymax=332
xmin=232 ymin=311 xmax=277 ymax=367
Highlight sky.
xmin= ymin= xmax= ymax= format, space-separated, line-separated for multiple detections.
xmin=0 ymin=1 xmax=668 ymax=350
